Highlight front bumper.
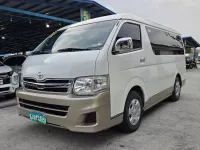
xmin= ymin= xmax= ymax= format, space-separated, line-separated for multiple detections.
xmin=16 ymin=90 xmax=122 ymax=133
xmin=0 ymin=84 xmax=18 ymax=96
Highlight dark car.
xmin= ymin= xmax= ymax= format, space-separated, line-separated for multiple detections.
xmin=0 ymin=56 xmax=4 ymax=62
xmin=186 ymin=57 xmax=197 ymax=69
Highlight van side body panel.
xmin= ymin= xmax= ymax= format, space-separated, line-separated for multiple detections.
xmin=143 ymin=26 xmax=186 ymax=109
xmin=107 ymin=21 xmax=153 ymax=117
xmin=107 ymin=20 xmax=186 ymax=117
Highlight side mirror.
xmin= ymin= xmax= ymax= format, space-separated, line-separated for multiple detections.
xmin=114 ymin=37 xmax=133 ymax=53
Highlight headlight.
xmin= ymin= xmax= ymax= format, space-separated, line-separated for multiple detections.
xmin=12 ymin=73 xmax=19 ymax=85
xmin=73 ymin=75 xmax=109 ymax=95
xmin=8 ymin=70 xmax=14 ymax=76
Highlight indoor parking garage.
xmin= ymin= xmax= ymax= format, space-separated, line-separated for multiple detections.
xmin=1 ymin=1 xmax=200 ymax=150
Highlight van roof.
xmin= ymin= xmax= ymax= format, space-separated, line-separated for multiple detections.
xmin=58 ymin=13 xmax=180 ymax=34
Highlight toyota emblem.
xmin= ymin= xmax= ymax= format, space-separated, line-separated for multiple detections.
xmin=37 ymin=72 xmax=44 ymax=80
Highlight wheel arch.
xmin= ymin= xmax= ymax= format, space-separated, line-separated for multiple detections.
xmin=129 ymin=86 xmax=145 ymax=107
xmin=122 ymin=77 xmax=147 ymax=110
xmin=176 ymin=73 xmax=182 ymax=87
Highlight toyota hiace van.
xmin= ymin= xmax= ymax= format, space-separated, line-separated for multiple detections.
xmin=17 ymin=14 xmax=186 ymax=133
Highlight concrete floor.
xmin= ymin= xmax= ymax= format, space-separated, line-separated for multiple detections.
xmin=0 ymin=96 xmax=17 ymax=108
xmin=0 ymin=69 xmax=200 ymax=150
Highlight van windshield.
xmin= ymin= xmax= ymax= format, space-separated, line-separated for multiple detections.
xmin=31 ymin=20 xmax=118 ymax=55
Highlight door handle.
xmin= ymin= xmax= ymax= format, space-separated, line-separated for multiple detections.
xmin=140 ymin=57 xmax=145 ymax=62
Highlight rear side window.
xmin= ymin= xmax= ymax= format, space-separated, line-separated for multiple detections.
xmin=116 ymin=23 xmax=142 ymax=50
xmin=146 ymin=27 xmax=184 ymax=55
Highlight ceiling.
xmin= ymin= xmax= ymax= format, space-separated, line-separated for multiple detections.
xmin=0 ymin=0 xmax=115 ymax=54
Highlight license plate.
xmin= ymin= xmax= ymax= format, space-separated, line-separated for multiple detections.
xmin=30 ymin=112 xmax=46 ymax=125
xmin=0 ymin=80 xmax=3 ymax=85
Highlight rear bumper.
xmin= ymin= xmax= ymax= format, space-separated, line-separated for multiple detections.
xmin=16 ymin=90 xmax=122 ymax=133
xmin=0 ymin=84 xmax=18 ymax=96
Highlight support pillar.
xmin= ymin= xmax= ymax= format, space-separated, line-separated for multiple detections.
xmin=194 ymin=47 xmax=197 ymax=60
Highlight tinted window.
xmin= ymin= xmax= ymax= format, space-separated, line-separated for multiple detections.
xmin=117 ymin=23 xmax=142 ymax=49
xmin=146 ymin=27 xmax=184 ymax=55
xmin=4 ymin=56 xmax=26 ymax=66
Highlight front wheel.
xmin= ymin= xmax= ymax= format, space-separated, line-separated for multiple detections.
xmin=119 ymin=91 xmax=143 ymax=133
xmin=169 ymin=77 xmax=181 ymax=102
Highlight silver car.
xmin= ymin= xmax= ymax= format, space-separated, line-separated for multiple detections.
xmin=3 ymin=55 xmax=26 ymax=85
xmin=0 ymin=61 xmax=19 ymax=99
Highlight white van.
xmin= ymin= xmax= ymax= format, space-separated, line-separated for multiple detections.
xmin=17 ymin=14 xmax=186 ymax=133
xmin=0 ymin=61 xmax=19 ymax=99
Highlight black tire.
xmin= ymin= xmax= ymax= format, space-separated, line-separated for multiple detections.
xmin=119 ymin=91 xmax=143 ymax=133
xmin=5 ymin=93 xmax=16 ymax=99
xmin=169 ymin=77 xmax=181 ymax=102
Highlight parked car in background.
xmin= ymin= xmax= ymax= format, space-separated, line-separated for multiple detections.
xmin=197 ymin=54 xmax=200 ymax=63
xmin=186 ymin=57 xmax=192 ymax=69
xmin=3 ymin=55 xmax=26 ymax=85
xmin=0 ymin=61 xmax=19 ymax=99
xmin=185 ymin=54 xmax=197 ymax=69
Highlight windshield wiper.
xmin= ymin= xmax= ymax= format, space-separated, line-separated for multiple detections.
xmin=57 ymin=48 xmax=93 ymax=53
xmin=31 ymin=50 xmax=51 ymax=55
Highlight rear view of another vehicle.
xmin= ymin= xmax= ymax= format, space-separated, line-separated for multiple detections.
xmin=3 ymin=55 xmax=26 ymax=85
xmin=0 ymin=62 xmax=19 ymax=99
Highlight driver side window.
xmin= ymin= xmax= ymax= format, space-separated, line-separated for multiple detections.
xmin=116 ymin=23 xmax=142 ymax=50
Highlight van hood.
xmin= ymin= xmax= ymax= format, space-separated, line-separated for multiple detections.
xmin=22 ymin=51 xmax=100 ymax=79
xmin=0 ymin=65 xmax=12 ymax=73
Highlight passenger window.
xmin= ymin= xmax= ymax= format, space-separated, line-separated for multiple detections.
xmin=146 ymin=26 xmax=184 ymax=55
xmin=116 ymin=23 xmax=142 ymax=50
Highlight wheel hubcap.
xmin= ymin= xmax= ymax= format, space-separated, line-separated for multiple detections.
xmin=129 ymin=99 xmax=141 ymax=125
xmin=175 ymin=81 xmax=181 ymax=97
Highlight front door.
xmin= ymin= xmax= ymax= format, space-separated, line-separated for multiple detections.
xmin=108 ymin=21 xmax=149 ymax=117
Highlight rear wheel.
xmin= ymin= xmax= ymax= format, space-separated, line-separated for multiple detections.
xmin=119 ymin=91 xmax=143 ymax=133
xmin=169 ymin=77 xmax=181 ymax=102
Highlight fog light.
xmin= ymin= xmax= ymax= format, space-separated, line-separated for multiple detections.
xmin=84 ymin=112 xmax=96 ymax=125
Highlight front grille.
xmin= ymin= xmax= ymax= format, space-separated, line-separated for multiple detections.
xmin=2 ymin=77 xmax=11 ymax=84
xmin=23 ymin=78 xmax=73 ymax=93
xmin=19 ymin=99 xmax=69 ymax=116
xmin=0 ymin=72 xmax=11 ymax=85
xmin=0 ymin=87 xmax=9 ymax=92
xmin=0 ymin=71 xmax=10 ymax=77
